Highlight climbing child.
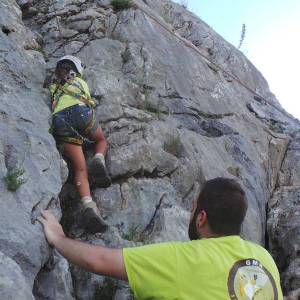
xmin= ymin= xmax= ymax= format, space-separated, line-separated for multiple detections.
xmin=50 ymin=55 xmax=111 ymax=232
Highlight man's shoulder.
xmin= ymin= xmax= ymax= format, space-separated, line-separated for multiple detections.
xmin=241 ymin=238 xmax=271 ymax=254
xmin=123 ymin=240 xmax=191 ymax=260
xmin=232 ymin=237 xmax=279 ymax=271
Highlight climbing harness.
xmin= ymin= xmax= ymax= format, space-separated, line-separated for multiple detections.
xmin=51 ymin=108 xmax=96 ymax=145
xmin=53 ymin=79 xmax=96 ymax=109
xmin=49 ymin=55 xmax=96 ymax=144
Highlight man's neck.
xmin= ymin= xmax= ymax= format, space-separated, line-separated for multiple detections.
xmin=199 ymin=231 xmax=230 ymax=239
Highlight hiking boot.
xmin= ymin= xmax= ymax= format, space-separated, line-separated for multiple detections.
xmin=81 ymin=200 xmax=108 ymax=233
xmin=89 ymin=154 xmax=111 ymax=188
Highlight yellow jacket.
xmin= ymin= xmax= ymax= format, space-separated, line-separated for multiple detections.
xmin=50 ymin=77 xmax=95 ymax=114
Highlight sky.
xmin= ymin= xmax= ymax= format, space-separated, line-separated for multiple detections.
xmin=173 ymin=0 xmax=300 ymax=120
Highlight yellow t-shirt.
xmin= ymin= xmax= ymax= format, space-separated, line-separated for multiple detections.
xmin=123 ymin=236 xmax=283 ymax=300
xmin=50 ymin=77 xmax=91 ymax=114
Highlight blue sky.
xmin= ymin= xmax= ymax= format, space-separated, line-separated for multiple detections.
xmin=173 ymin=0 xmax=300 ymax=120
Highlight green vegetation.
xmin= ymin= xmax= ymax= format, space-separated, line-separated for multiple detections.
xmin=237 ymin=24 xmax=246 ymax=49
xmin=144 ymin=100 xmax=162 ymax=119
xmin=142 ymin=90 xmax=163 ymax=119
xmin=224 ymin=139 xmax=234 ymax=153
xmin=162 ymin=3 xmax=173 ymax=23
xmin=207 ymin=62 xmax=220 ymax=73
xmin=35 ymin=47 xmax=48 ymax=62
xmin=4 ymin=168 xmax=26 ymax=192
xmin=198 ymin=111 xmax=234 ymax=119
xmin=269 ymin=119 xmax=285 ymax=133
xmin=227 ymin=166 xmax=240 ymax=178
xmin=111 ymin=0 xmax=132 ymax=10
xmin=122 ymin=224 xmax=140 ymax=241
xmin=164 ymin=133 xmax=182 ymax=158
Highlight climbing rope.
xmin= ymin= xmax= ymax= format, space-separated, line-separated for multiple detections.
xmin=53 ymin=112 xmax=93 ymax=144
xmin=131 ymin=1 xmax=297 ymax=122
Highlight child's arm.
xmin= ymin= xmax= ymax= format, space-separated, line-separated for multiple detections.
xmin=76 ymin=77 xmax=96 ymax=108
xmin=49 ymin=83 xmax=59 ymax=111
xmin=52 ymin=100 xmax=58 ymax=110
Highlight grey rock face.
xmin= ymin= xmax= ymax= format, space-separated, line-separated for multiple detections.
xmin=94 ymin=178 xmax=178 ymax=240
xmin=113 ymin=288 xmax=133 ymax=300
xmin=284 ymin=288 xmax=300 ymax=300
xmin=278 ymin=135 xmax=300 ymax=186
xmin=0 ymin=0 xmax=63 ymax=297
xmin=268 ymin=133 xmax=300 ymax=295
xmin=16 ymin=0 xmax=33 ymax=8
xmin=146 ymin=206 xmax=190 ymax=243
xmin=0 ymin=251 xmax=34 ymax=300
xmin=0 ymin=0 xmax=299 ymax=298
xmin=33 ymin=251 xmax=75 ymax=300
xmin=70 ymin=236 xmax=134 ymax=300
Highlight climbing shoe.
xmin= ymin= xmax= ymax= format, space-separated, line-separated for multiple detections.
xmin=89 ymin=153 xmax=111 ymax=188
xmin=81 ymin=200 xmax=108 ymax=233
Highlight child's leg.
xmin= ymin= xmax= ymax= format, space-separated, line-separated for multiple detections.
xmin=63 ymin=142 xmax=90 ymax=198
xmin=88 ymin=126 xmax=111 ymax=187
xmin=63 ymin=142 xmax=108 ymax=232
xmin=89 ymin=127 xmax=108 ymax=156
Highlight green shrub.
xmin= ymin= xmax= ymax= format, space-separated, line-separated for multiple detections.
xmin=4 ymin=168 xmax=26 ymax=192
xmin=237 ymin=24 xmax=246 ymax=49
xmin=164 ymin=133 xmax=182 ymax=158
xmin=144 ymin=100 xmax=161 ymax=116
xmin=122 ymin=224 xmax=140 ymax=241
xmin=227 ymin=166 xmax=240 ymax=177
xmin=269 ymin=119 xmax=285 ymax=133
xmin=111 ymin=0 xmax=131 ymax=10
xmin=162 ymin=3 xmax=172 ymax=23
xmin=35 ymin=47 xmax=48 ymax=61
xmin=142 ymin=91 xmax=163 ymax=119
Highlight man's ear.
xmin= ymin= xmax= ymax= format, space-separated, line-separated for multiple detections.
xmin=196 ymin=210 xmax=208 ymax=230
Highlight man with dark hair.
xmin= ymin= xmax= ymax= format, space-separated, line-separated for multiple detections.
xmin=189 ymin=177 xmax=247 ymax=239
xmin=39 ymin=177 xmax=283 ymax=299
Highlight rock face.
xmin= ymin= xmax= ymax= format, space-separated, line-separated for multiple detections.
xmin=0 ymin=0 xmax=62 ymax=299
xmin=268 ymin=133 xmax=300 ymax=297
xmin=0 ymin=0 xmax=299 ymax=298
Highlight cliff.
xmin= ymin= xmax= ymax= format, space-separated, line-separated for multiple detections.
xmin=0 ymin=0 xmax=299 ymax=298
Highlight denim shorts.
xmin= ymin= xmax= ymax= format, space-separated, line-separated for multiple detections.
xmin=52 ymin=104 xmax=98 ymax=145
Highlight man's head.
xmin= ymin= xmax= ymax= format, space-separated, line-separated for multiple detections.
xmin=188 ymin=177 xmax=248 ymax=240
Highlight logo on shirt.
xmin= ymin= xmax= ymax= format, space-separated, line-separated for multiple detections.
xmin=227 ymin=259 xmax=278 ymax=300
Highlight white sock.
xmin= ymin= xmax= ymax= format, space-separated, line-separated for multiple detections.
xmin=81 ymin=196 xmax=93 ymax=205
xmin=94 ymin=153 xmax=105 ymax=166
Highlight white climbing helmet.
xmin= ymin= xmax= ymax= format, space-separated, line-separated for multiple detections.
xmin=57 ymin=55 xmax=84 ymax=75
